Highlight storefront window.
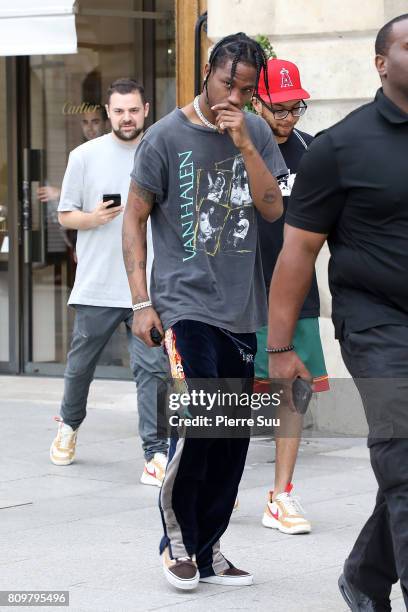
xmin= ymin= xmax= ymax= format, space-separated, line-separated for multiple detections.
xmin=27 ymin=1 xmax=175 ymax=373
xmin=0 ymin=58 xmax=9 ymax=362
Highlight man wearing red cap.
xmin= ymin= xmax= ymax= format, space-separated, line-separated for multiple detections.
xmin=252 ymin=59 xmax=328 ymax=535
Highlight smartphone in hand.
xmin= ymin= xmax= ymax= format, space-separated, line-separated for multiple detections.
xmin=292 ymin=377 xmax=313 ymax=415
xmin=150 ymin=327 xmax=163 ymax=346
xmin=103 ymin=193 xmax=121 ymax=209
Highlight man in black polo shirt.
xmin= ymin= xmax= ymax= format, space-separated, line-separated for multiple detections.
xmin=266 ymin=14 xmax=408 ymax=611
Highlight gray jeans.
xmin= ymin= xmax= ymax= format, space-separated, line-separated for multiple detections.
xmin=60 ymin=305 xmax=169 ymax=461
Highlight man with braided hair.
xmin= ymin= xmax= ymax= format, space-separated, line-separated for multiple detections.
xmin=123 ymin=32 xmax=287 ymax=590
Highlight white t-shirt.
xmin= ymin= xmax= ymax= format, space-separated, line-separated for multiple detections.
xmin=58 ymin=133 xmax=153 ymax=307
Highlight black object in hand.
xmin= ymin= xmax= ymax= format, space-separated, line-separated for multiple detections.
xmin=292 ymin=377 xmax=313 ymax=415
xmin=150 ymin=327 xmax=163 ymax=346
xmin=103 ymin=193 xmax=121 ymax=208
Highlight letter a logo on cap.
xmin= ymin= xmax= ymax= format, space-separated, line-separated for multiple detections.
xmin=280 ymin=67 xmax=293 ymax=88
xmin=257 ymin=58 xmax=311 ymax=103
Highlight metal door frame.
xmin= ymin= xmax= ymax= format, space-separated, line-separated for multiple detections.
xmin=0 ymin=57 xmax=20 ymax=374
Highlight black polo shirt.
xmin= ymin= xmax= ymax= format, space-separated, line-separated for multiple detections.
xmin=258 ymin=128 xmax=320 ymax=318
xmin=286 ymin=88 xmax=408 ymax=339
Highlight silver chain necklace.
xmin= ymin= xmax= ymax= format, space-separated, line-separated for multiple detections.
xmin=193 ymin=96 xmax=217 ymax=130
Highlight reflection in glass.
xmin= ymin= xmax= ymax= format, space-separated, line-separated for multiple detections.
xmin=28 ymin=1 xmax=175 ymax=371
xmin=0 ymin=58 xmax=9 ymax=361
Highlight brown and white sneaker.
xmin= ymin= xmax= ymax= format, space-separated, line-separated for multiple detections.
xmin=162 ymin=547 xmax=199 ymax=591
xmin=200 ymin=564 xmax=253 ymax=586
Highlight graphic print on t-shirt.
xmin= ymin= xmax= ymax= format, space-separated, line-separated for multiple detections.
xmin=205 ymin=170 xmax=230 ymax=203
xmin=194 ymin=153 xmax=254 ymax=257
xmin=278 ymin=169 xmax=296 ymax=197
xmin=229 ymin=156 xmax=252 ymax=207
xmin=221 ymin=206 xmax=254 ymax=253
xmin=195 ymin=200 xmax=229 ymax=255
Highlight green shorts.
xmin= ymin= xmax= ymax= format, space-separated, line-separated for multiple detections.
xmin=255 ymin=317 xmax=329 ymax=392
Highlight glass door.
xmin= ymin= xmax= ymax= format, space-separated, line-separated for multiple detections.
xmin=21 ymin=0 xmax=175 ymax=377
xmin=0 ymin=58 xmax=10 ymax=368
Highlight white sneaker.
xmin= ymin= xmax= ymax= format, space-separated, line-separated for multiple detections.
xmin=140 ymin=452 xmax=167 ymax=487
xmin=262 ymin=483 xmax=311 ymax=535
xmin=50 ymin=418 xmax=78 ymax=466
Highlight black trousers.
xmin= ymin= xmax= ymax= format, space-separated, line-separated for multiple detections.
xmin=159 ymin=320 xmax=256 ymax=577
xmin=340 ymin=324 xmax=408 ymax=610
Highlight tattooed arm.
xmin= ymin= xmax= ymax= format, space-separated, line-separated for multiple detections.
xmin=122 ymin=179 xmax=164 ymax=347
xmin=240 ymin=145 xmax=283 ymax=222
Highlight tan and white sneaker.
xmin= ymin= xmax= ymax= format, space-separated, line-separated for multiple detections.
xmin=140 ymin=452 xmax=167 ymax=487
xmin=50 ymin=418 xmax=78 ymax=466
xmin=262 ymin=483 xmax=311 ymax=534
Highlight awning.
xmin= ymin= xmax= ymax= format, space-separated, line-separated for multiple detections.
xmin=0 ymin=1 xmax=77 ymax=56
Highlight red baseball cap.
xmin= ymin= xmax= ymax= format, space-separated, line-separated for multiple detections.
xmin=257 ymin=58 xmax=310 ymax=104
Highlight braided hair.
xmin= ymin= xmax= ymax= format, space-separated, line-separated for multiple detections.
xmin=203 ymin=32 xmax=272 ymax=105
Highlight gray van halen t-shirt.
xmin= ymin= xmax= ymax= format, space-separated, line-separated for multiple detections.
xmin=58 ymin=133 xmax=154 ymax=308
xmin=131 ymin=108 xmax=287 ymax=333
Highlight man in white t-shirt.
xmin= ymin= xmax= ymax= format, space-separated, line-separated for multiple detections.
xmin=49 ymin=78 xmax=169 ymax=486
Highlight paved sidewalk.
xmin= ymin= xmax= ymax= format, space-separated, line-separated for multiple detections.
xmin=0 ymin=376 xmax=405 ymax=611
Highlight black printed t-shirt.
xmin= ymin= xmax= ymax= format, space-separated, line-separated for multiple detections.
xmin=258 ymin=128 xmax=320 ymax=318
xmin=131 ymin=108 xmax=287 ymax=333
xmin=286 ymin=89 xmax=408 ymax=338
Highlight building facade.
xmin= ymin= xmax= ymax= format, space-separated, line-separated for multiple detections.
xmin=208 ymin=0 xmax=407 ymax=134
xmin=2 ymin=0 xmax=405 ymax=380
xmin=207 ymin=0 xmax=407 ymax=380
